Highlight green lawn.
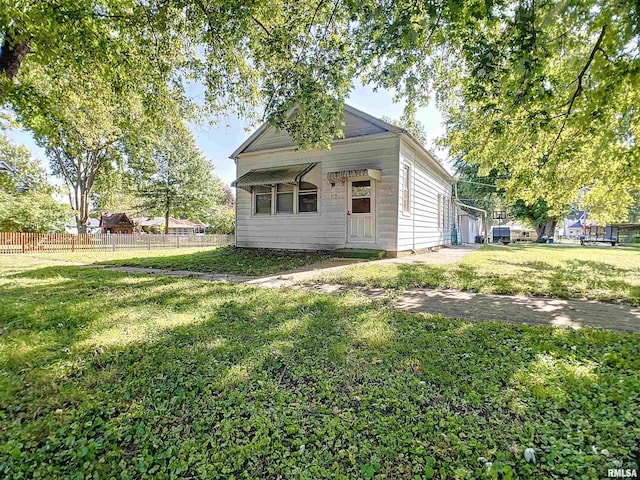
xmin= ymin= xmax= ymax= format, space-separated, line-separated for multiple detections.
xmin=26 ymin=245 xmax=328 ymax=276
xmin=318 ymin=245 xmax=640 ymax=305
xmin=1 ymin=257 xmax=638 ymax=478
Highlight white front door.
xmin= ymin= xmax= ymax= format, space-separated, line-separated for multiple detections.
xmin=347 ymin=178 xmax=376 ymax=244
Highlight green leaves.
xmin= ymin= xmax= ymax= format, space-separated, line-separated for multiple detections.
xmin=133 ymin=121 xmax=225 ymax=226
xmin=437 ymin=0 xmax=640 ymax=222
xmin=3 ymin=0 xmax=639 ymax=221
xmin=0 ymin=133 xmax=71 ymax=232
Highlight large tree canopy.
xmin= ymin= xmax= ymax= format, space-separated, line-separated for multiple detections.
xmin=435 ymin=0 xmax=640 ymax=222
xmin=2 ymin=1 xmax=639 ymax=220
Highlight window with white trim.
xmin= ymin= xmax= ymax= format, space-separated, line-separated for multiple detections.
xmin=276 ymin=183 xmax=294 ymax=213
xmin=298 ymin=181 xmax=318 ymax=213
xmin=444 ymin=195 xmax=450 ymax=230
xmin=253 ymin=181 xmax=319 ymax=215
xmin=402 ymin=164 xmax=411 ymax=214
xmin=254 ymin=185 xmax=272 ymax=215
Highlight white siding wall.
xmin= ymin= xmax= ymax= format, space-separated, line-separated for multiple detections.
xmin=397 ymin=140 xmax=454 ymax=251
xmin=235 ymin=135 xmax=400 ymax=251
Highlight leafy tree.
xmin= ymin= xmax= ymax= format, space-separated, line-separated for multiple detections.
xmin=0 ymin=133 xmax=70 ymax=232
xmin=509 ymin=199 xmax=558 ymax=240
xmin=205 ymin=183 xmax=235 ymax=234
xmin=2 ymin=0 xmax=638 ymax=224
xmin=28 ymin=80 xmax=128 ymax=232
xmin=135 ymin=122 xmax=224 ymax=233
xmin=207 ymin=207 xmax=235 ymax=235
xmin=90 ymin=163 xmax=140 ymax=218
xmin=9 ymin=55 xmax=177 ymax=232
xmin=381 ymin=116 xmax=428 ymax=146
xmin=435 ymin=0 xmax=640 ymax=222
xmin=454 ymin=157 xmax=562 ymax=237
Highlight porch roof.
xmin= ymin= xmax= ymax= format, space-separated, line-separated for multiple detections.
xmin=231 ymin=162 xmax=318 ymax=190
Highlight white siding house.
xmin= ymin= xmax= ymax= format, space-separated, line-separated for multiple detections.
xmin=230 ymin=105 xmax=454 ymax=256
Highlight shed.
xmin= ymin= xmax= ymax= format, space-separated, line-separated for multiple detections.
xmin=100 ymin=213 xmax=135 ymax=234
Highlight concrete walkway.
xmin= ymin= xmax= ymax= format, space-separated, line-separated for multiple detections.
xmin=395 ymin=289 xmax=640 ymax=333
xmin=99 ymin=245 xmax=640 ymax=333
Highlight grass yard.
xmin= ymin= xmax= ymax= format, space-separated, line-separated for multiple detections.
xmin=27 ymin=245 xmax=328 ymax=276
xmin=319 ymin=245 xmax=640 ymax=305
xmin=1 ymin=256 xmax=639 ymax=479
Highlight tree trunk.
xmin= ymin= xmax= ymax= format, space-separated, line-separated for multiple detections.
xmin=76 ymin=217 xmax=87 ymax=234
xmin=164 ymin=199 xmax=170 ymax=235
xmin=75 ymin=181 xmax=90 ymax=234
xmin=543 ymin=216 xmax=557 ymax=238
xmin=535 ymin=216 xmax=557 ymax=239
xmin=0 ymin=29 xmax=30 ymax=98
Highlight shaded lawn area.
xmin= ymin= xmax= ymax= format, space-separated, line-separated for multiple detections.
xmin=26 ymin=245 xmax=329 ymax=276
xmin=1 ymin=259 xmax=639 ymax=479
xmin=319 ymin=245 xmax=640 ymax=305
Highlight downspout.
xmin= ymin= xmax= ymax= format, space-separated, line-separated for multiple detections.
xmin=453 ymin=182 xmax=489 ymax=245
xmin=412 ymin=160 xmax=415 ymax=252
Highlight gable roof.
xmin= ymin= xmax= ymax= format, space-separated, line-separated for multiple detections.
xmin=0 ymin=160 xmax=14 ymax=173
xmin=230 ymin=104 xmax=453 ymax=181
xmin=100 ymin=213 xmax=135 ymax=229
xmin=230 ymin=104 xmax=400 ymax=159
xmin=566 ymin=210 xmax=586 ymax=221
xmin=132 ymin=216 xmax=205 ymax=229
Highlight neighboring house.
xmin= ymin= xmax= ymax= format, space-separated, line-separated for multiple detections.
xmin=567 ymin=220 xmax=586 ymax=238
xmin=65 ymin=217 xmax=101 ymax=234
xmin=100 ymin=213 xmax=135 ymax=234
xmin=558 ymin=210 xmax=587 ymax=238
xmin=133 ymin=216 xmax=206 ymax=235
xmin=506 ymin=221 xmax=538 ymax=242
xmin=133 ymin=216 xmax=164 ymax=233
xmin=230 ymin=104 xmax=455 ymax=256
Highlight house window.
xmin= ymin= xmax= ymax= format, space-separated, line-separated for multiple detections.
xmin=254 ymin=185 xmax=272 ymax=214
xmin=276 ymin=183 xmax=294 ymax=213
xmin=438 ymin=193 xmax=444 ymax=229
xmin=351 ymin=180 xmax=371 ymax=213
xmin=298 ymin=181 xmax=318 ymax=213
xmin=402 ymin=164 xmax=411 ymax=213
xmin=444 ymin=196 xmax=450 ymax=230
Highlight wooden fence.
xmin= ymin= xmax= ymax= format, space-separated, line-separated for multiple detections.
xmin=0 ymin=233 xmax=234 ymax=254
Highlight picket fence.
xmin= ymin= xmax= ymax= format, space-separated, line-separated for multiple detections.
xmin=0 ymin=232 xmax=234 ymax=254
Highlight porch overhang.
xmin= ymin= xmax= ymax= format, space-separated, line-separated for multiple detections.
xmin=326 ymin=168 xmax=382 ymax=182
xmin=231 ymin=162 xmax=319 ymax=191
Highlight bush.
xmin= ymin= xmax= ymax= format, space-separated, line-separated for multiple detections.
xmin=207 ymin=207 xmax=235 ymax=234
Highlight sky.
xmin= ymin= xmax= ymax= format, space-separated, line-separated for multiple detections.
xmin=2 ymin=82 xmax=447 ymax=188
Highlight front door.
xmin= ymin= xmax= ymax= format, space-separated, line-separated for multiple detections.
xmin=347 ymin=178 xmax=376 ymax=244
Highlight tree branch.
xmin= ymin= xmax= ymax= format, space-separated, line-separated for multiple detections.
xmin=0 ymin=29 xmax=31 ymax=98
xmin=263 ymin=0 xmax=326 ymax=119
xmin=546 ymin=24 xmax=607 ymax=161
xmin=252 ymin=16 xmax=272 ymax=37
